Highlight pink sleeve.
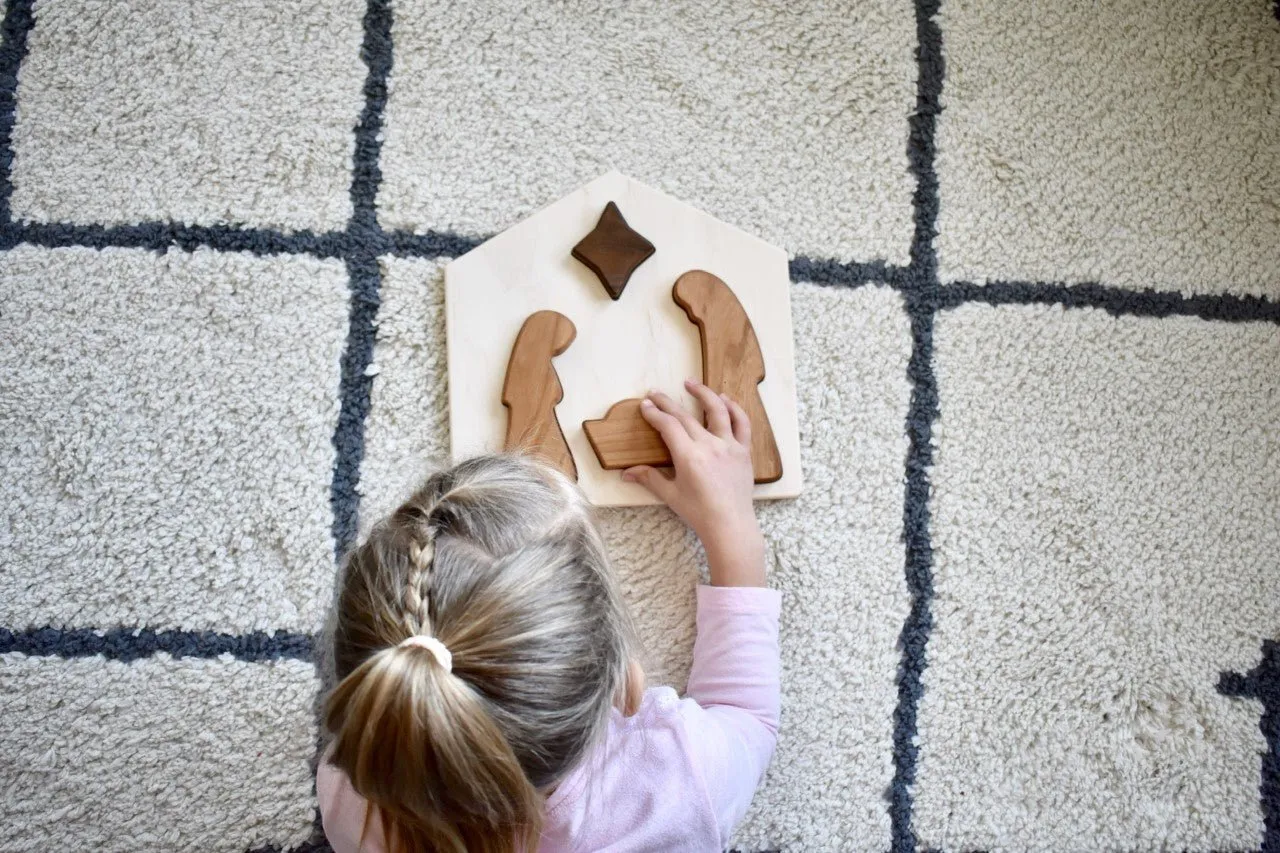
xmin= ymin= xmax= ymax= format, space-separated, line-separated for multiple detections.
xmin=678 ymin=584 xmax=783 ymax=846
xmin=316 ymin=744 xmax=386 ymax=853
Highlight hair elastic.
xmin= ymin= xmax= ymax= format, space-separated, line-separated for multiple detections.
xmin=398 ymin=635 xmax=453 ymax=673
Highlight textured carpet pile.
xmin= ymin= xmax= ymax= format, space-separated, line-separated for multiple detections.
xmin=1 ymin=1 xmax=1277 ymax=851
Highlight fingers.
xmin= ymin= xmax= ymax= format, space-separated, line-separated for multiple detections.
xmin=646 ymin=390 xmax=701 ymax=439
xmin=622 ymin=464 xmax=677 ymax=503
xmin=722 ymin=394 xmax=752 ymax=446
xmin=684 ymin=378 xmax=732 ymax=440
xmin=638 ymin=397 xmax=692 ymax=456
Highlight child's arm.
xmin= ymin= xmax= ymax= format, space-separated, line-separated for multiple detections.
xmin=624 ymin=380 xmax=781 ymax=843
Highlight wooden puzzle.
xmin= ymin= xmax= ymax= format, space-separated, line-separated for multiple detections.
xmin=445 ymin=171 xmax=801 ymax=507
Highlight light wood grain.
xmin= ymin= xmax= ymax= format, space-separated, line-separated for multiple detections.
xmin=502 ymin=310 xmax=578 ymax=479
xmin=673 ymin=270 xmax=784 ymax=483
xmin=582 ymin=398 xmax=674 ymax=469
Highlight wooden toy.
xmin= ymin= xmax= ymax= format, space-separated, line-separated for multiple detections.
xmin=571 ymin=201 xmax=656 ymax=300
xmin=501 ymin=310 xmax=578 ymax=479
xmin=673 ymin=270 xmax=783 ymax=483
xmin=445 ymin=172 xmax=802 ymax=507
xmin=583 ymin=398 xmax=673 ymax=469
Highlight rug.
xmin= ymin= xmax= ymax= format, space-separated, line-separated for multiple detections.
xmin=1 ymin=0 xmax=1278 ymax=851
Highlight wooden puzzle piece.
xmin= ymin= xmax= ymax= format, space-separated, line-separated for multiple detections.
xmin=502 ymin=310 xmax=578 ymax=479
xmin=673 ymin=270 xmax=783 ymax=484
xmin=571 ymin=201 xmax=656 ymax=300
xmin=583 ymin=398 xmax=674 ymax=470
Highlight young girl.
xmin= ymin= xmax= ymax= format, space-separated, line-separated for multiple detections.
xmin=318 ymin=379 xmax=781 ymax=852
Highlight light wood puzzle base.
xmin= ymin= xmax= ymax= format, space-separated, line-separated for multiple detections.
xmin=445 ymin=171 xmax=801 ymax=507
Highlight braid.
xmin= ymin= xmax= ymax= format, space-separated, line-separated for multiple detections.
xmin=384 ymin=472 xmax=462 ymax=640
xmin=401 ymin=523 xmax=437 ymax=636
xmin=395 ymin=478 xmax=470 ymax=637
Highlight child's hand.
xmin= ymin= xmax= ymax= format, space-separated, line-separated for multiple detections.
xmin=623 ymin=379 xmax=766 ymax=587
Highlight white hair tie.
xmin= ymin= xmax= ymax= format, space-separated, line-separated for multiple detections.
xmin=398 ymin=635 xmax=453 ymax=673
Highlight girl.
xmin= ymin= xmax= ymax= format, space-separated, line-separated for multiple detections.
xmin=318 ymin=380 xmax=781 ymax=852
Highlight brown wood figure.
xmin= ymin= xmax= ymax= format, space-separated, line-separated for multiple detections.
xmin=502 ymin=310 xmax=578 ymax=479
xmin=583 ymin=398 xmax=674 ymax=470
xmin=571 ymin=201 xmax=655 ymax=300
xmin=673 ymin=270 xmax=783 ymax=484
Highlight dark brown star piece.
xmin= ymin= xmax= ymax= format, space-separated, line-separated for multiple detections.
xmin=571 ymin=201 xmax=655 ymax=300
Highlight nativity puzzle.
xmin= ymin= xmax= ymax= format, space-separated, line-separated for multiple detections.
xmin=445 ymin=171 xmax=801 ymax=507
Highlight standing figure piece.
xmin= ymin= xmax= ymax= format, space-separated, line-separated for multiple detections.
xmin=673 ymin=270 xmax=783 ymax=484
xmin=502 ymin=310 xmax=578 ymax=479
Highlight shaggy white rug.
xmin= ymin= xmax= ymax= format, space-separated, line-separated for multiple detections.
xmin=1 ymin=0 xmax=1278 ymax=851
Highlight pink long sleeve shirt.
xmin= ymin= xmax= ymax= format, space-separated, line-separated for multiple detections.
xmin=317 ymin=584 xmax=782 ymax=852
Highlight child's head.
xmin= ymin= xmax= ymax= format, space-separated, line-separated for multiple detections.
xmin=324 ymin=454 xmax=640 ymax=853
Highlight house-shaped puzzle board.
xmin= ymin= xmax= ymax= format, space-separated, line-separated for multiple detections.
xmin=445 ymin=171 xmax=802 ymax=507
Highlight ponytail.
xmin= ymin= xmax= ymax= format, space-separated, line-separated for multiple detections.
xmin=324 ymin=455 xmax=639 ymax=853
xmin=325 ymin=643 xmax=541 ymax=853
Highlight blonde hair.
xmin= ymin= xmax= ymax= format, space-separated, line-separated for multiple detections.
xmin=324 ymin=454 xmax=640 ymax=853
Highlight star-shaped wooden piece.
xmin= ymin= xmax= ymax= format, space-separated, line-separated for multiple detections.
xmin=571 ymin=201 xmax=655 ymax=300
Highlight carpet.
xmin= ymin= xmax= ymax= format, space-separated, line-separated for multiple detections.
xmin=0 ymin=0 xmax=1277 ymax=851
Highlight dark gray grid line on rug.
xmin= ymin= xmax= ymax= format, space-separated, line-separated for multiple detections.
xmin=329 ymin=0 xmax=391 ymax=561
xmin=0 ymin=626 xmax=314 ymax=663
xmin=887 ymin=1 xmax=944 ymax=850
xmin=1221 ymin=642 xmax=1280 ymax=853
xmin=0 ymin=0 xmax=29 ymax=230
xmin=0 ymin=0 xmax=1277 ymax=850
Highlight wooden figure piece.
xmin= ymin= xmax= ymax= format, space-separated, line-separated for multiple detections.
xmin=502 ymin=310 xmax=578 ymax=479
xmin=673 ymin=270 xmax=783 ymax=484
xmin=583 ymin=398 xmax=673 ymax=470
xmin=571 ymin=201 xmax=656 ymax=300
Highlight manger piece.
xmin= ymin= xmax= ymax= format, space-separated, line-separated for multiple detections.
xmin=502 ymin=310 xmax=578 ymax=479
xmin=583 ymin=398 xmax=674 ymax=470
xmin=673 ymin=269 xmax=783 ymax=484
xmin=570 ymin=201 xmax=656 ymax=300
